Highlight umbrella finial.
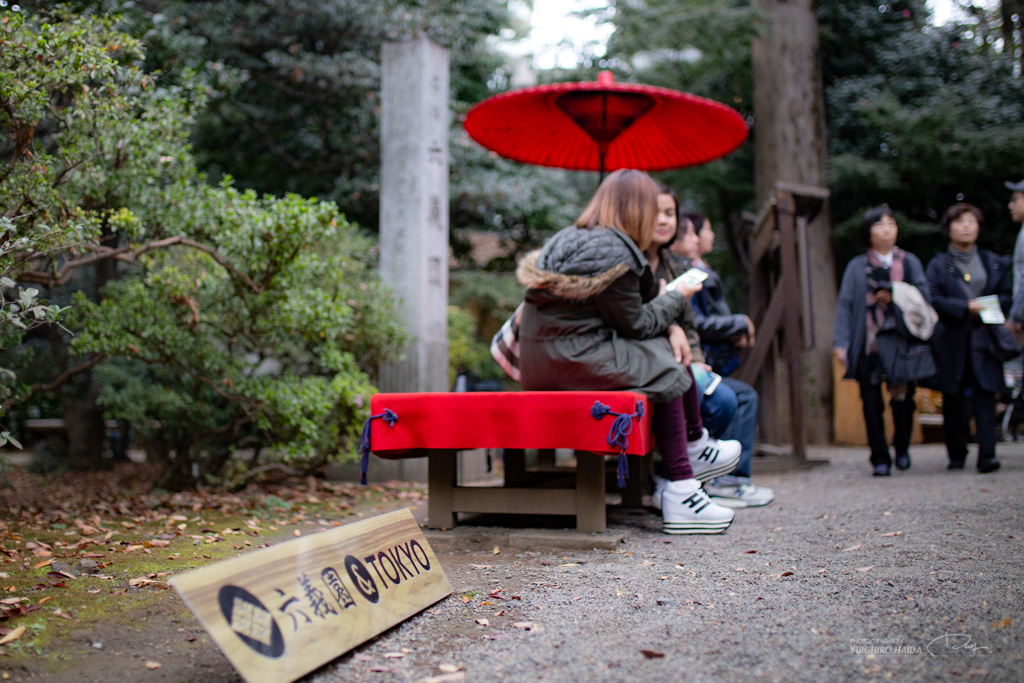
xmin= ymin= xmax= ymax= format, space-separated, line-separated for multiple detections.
xmin=597 ymin=71 xmax=614 ymax=86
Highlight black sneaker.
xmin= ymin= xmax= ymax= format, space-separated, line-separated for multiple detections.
xmin=947 ymin=461 xmax=965 ymax=470
xmin=872 ymin=464 xmax=891 ymax=476
xmin=977 ymin=458 xmax=1001 ymax=474
xmin=895 ymin=453 xmax=911 ymax=471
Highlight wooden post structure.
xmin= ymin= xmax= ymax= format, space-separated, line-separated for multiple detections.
xmin=736 ymin=181 xmax=830 ymax=471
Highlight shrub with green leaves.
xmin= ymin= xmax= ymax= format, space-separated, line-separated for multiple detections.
xmin=71 ymin=185 xmax=406 ymax=489
xmin=1 ymin=9 xmax=407 ymax=484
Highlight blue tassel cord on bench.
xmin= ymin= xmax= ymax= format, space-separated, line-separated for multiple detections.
xmin=358 ymin=409 xmax=398 ymax=485
xmin=590 ymin=400 xmax=645 ymax=488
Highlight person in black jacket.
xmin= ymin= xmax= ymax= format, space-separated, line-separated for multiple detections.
xmin=833 ymin=206 xmax=932 ymax=476
xmin=926 ymin=203 xmax=1011 ymax=473
xmin=682 ymin=213 xmax=755 ymax=376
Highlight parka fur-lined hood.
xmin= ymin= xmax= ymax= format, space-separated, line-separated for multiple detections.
xmin=516 ymin=225 xmax=646 ymax=301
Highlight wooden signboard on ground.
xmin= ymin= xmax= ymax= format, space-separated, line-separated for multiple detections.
xmin=169 ymin=508 xmax=451 ymax=683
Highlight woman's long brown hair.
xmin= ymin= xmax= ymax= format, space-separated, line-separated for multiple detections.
xmin=574 ymin=169 xmax=660 ymax=251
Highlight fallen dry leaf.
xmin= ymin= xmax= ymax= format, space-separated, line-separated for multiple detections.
xmin=640 ymin=649 xmax=665 ymax=659
xmin=743 ymin=550 xmax=757 ymax=554
xmin=855 ymin=566 xmax=874 ymax=572
xmin=880 ymin=531 xmax=903 ymax=537
xmin=512 ymin=621 xmax=535 ymax=630
xmin=475 ymin=619 xmax=489 ymax=626
xmin=461 ymin=596 xmax=471 ymax=604
xmin=383 ymin=652 xmax=405 ymax=658
xmin=422 ymin=673 xmax=466 ymax=683
xmin=842 ymin=544 xmax=862 ymax=552
xmin=0 ymin=598 xmax=24 ymax=605
xmin=353 ymin=654 xmax=373 ymax=662
xmin=992 ymin=617 xmax=1012 ymax=628
xmin=779 ymin=571 xmax=794 ymax=578
xmin=34 ymin=560 xmax=53 ymax=569
xmin=37 ymin=597 xmax=52 ymax=605
xmin=438 ymin=664 xmax=462 ymax=673
xmin=145 ymin=661 xmax=161 ymax=670
xmin=0 ymin=626 xmax=25 ymax=645
xmin=492 ymin=546 xmax=500 ymax=555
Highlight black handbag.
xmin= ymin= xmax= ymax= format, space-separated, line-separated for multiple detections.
xmin=876 ymin=331 xmax=937 ymax=386
xmin=986 ymin=323 xmax=1021 ymax=363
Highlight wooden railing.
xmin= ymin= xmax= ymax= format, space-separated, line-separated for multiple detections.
xmin=734 ymin=181 xmax=829 ymax=465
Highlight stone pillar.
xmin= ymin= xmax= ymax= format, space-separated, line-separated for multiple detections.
xmin=379 ymin=37 xmax=450 ymax=395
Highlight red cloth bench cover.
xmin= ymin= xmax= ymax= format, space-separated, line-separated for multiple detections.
xmin=367 ymin=391 xmax=652 ymax=458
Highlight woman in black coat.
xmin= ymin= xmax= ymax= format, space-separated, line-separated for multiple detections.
xmin=926 ymin=203 xmax=1011 ymax=473
xmin=832 ymin=206 xmax=931 ymax=476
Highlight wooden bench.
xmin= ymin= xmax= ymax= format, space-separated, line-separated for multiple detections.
xmin=363 ymin=392 xmax=652 ymax=533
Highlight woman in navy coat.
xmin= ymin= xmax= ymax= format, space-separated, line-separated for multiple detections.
xmin=833 ymin=206 xmax=931 ymax=476
xmin=926 ymin=203 xmax=1011 ymax=473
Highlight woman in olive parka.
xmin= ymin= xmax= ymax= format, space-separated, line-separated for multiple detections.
xmin=516 ymin=170 xmax=740 ymax=534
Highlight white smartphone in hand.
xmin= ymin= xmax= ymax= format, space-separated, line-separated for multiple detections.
xmin=666 ymin=267 xmax=709 ymax=292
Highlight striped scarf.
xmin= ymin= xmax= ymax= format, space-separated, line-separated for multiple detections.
xmin=865 ymin=248 xmax=905 ymax=355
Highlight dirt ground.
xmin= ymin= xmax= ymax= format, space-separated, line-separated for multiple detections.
xmin=0 ymin=462 xmax=424 ymax=682
xmin=2 ymin=444 xmax=1023 ymax=683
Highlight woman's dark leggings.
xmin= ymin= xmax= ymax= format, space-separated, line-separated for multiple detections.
xmin=652 ymin=368 xmax=705 ymax=481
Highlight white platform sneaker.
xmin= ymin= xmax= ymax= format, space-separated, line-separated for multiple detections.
xmin=660 ymin=478 xmax=735 ymax=534
xmin=687 ymin=429 xmax=742 ymax=483
xmin=704 ymin=482 xmax=775 ymax=508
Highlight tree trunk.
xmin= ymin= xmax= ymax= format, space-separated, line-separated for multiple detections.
xmin=49 ymin=327 xmax=106 ymax=470
xmin=751 ymin=0 xmax=836 ymax=444
xmin=60 ymin=374 xmax=106 ymax=471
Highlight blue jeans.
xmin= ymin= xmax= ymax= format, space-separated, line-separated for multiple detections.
xmin=701 ymin=377 xmax=758 ymax=485
xmin=700 ymin=380 xmax=737 ymax=435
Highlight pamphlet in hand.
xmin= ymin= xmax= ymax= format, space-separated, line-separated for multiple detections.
xmin=975 ymin=295 xmax=1006 ymax=325
xmin=666 ymin=267 xmax=709 ymax=293
xmin=691 ymin=364 xmax=722 ymax=396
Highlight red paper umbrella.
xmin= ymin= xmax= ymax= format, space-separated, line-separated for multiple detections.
xmin=464 ymin=71 xmax=748 ymax=176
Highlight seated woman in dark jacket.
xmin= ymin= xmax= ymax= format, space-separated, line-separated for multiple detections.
xmin=682 ymin=212 xmax=755 ymax=376
xmin=517 ymin=170 xmax=741 ymax=534
xmin=647 ymin=192 xmax=774 ymax=509
xmin=926 ymin=203 xmax=1012 ymax=473
xmin=833 ymin=206 xmax=932 ymax=476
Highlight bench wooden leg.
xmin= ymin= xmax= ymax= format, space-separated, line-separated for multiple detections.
xmin=428 ymin=449 xmax=457 ymax=530
xmin=503 ymin=448 xmax=527 ymax=488
xmin=575 ymin=451 xmax=605 ymax=533
xmin=620 ymin=454 xmax=647 ymax=508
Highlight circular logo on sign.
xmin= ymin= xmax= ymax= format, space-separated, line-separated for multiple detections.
xmin=218 ymin=585 xmax=285 ymax=658
xmin=344 ymin=555 xmax=379 ymax=604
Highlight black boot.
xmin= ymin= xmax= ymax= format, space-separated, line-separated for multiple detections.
xmin=977 ymin=457 xmax=1001 ymax=474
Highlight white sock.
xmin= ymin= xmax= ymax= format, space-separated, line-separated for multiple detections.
xmin=665 ymin=478 xmax=701 ymax=494
xmin=686 ymin=429 xmax=710 ymax=452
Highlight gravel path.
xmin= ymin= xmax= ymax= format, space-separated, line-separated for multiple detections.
xmin=310 ymin=443 xmax=1023 ymax=683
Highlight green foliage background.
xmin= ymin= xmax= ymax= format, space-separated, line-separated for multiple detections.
xmin=604 ymin=0 xmax=1024 ymax=306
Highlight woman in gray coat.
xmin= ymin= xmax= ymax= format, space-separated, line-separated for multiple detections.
xmin=517 ymin=170 xmax=740 ymax=534
xmin=833 ymin=206 xmax=931 ymax=476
